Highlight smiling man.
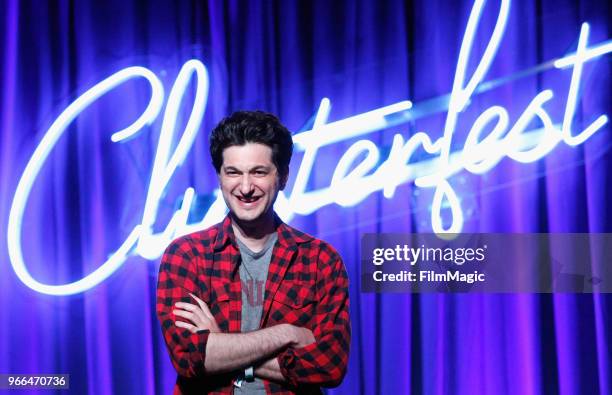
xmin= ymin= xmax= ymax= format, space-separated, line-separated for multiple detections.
xmin=156 ymin=111 xmax=351 ymax=394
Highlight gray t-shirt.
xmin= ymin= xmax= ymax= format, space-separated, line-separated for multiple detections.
xmin=234 ymin=233 xmax=277 ymax=395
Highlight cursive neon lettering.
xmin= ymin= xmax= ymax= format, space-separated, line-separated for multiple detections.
xmin=7 ymin=0 xmax=611 ymax=294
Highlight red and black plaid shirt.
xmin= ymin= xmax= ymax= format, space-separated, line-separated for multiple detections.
xmin=156 ymin=214 xmax=350 ymax=394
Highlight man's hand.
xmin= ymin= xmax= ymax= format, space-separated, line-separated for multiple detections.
xmin=289 ymin=326 xmax=316 ymax=348
xmin=173 ymin=293 xmax=221 ymax=333
xmin=253 ymin=326 xmax=315 ymax=383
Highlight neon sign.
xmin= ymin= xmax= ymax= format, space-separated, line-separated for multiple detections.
xmin=7 ymin=0 xmax=611 ymax=295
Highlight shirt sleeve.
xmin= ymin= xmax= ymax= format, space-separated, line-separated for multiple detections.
xmin=156 ymin=237 xmax=210 ymax=378
xmin=276 ymin=244 xmax=351 ymax=388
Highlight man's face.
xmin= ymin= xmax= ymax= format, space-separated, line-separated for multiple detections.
xmin=218 ymin=143 xmax=286 ymax=224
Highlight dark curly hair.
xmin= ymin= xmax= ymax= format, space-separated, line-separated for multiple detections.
xmin=209 ymin=111 xmax=293 ymax=178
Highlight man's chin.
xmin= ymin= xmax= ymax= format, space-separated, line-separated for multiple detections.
xmin=229 ymin=206 xmax=277 ymax=226
xmin=230 ymin=210 xmax=262 ymax=224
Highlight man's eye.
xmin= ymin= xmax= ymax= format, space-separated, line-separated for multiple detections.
xmin=254 ymin=171 xmax=267 ymax=176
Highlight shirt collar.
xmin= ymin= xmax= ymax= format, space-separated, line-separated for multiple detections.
xmin=213 ymin=212 xmax=313 ymax=252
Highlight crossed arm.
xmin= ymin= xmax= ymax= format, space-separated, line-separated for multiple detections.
xmin=157 ymin=237 xmax=350 ymax=387
xmin=174 ymin=293 xmax=313 ymax=382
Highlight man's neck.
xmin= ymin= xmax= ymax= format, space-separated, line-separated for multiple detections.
xmin=230 ymin=212 xmax=276 ymax=253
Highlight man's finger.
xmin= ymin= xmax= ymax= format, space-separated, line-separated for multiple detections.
xmin=175 ymin=302 xmax=198 ymax=311
xmin=189 ymin=293 xmax=214 ymax=319
xmin=173 ymin=309 xmax=197 ymax=324
xmin=175 ymin=320 xmax=197 ymax=334
xmin=186 ymin=294 xmax=212 ymax=323
xmin=177 ymin=299 xmax=209 ymax=326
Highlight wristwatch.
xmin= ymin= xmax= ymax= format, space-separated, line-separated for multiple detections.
xmin=245 ymin=366 xmax=254 ymax=382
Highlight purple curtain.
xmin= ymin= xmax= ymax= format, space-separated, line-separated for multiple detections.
xmin=1 ymin=0 xmax=610 ymax=394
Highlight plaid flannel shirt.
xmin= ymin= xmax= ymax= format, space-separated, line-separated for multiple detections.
xmin=156 ymin=214 xmax=350 ymax=394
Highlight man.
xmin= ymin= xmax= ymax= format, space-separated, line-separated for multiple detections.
xmin=156 ymin=111 xmax=350 ymax=394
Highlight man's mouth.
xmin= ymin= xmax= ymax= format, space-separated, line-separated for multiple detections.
xmin=236 ymin=195 xmax=262 ymax=204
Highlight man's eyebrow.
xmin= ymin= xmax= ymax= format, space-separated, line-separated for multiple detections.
xmin=250 ymin=165 xmax=271 ymax=171
xmin=222 ymin=165 xmax=272 ymax=171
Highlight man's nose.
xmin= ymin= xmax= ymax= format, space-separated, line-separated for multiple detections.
xmin=239 ymin=175 xmax=254 ymax=195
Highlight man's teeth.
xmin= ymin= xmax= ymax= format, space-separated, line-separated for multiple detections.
xmin=238 ymin=196 xmax=259 ymax=202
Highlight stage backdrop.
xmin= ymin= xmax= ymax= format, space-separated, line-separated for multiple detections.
xmin=1 ymin=0 xmax=611 ymax=394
